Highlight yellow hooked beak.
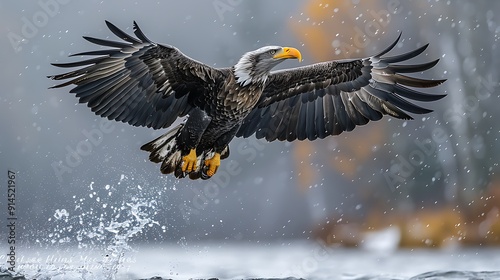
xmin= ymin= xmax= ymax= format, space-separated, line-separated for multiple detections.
xmin=273 ymin=47 xmax=302 ymax=62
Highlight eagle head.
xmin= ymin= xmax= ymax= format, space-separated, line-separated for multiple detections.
xmin=234 ymin=46 xmax=302 ymax=87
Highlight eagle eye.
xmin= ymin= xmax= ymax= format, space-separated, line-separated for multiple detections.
xmin=269 ymin=49 xmax=277 ymax=55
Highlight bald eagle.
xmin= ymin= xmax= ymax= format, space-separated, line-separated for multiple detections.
xmin=49 ymin=21 xmax=446 ymax=180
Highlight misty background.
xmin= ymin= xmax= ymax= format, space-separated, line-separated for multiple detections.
xmin=1 ymin=0 xmax=499 ymax=249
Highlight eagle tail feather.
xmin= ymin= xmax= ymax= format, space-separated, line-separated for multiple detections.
xmin=141 ymin=124 xmax=184 ymax=174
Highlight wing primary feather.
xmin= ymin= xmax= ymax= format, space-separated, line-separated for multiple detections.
xmin=105 ymin=20 xmax=142 ymax=44
xmin=50 ymin=57 xmax=108 ymax=68
xmin=379 ymin=83 xmax=447 ymax=101
xmin=366 ymin=85 xmax=433 ymax=114
xmin=381 ymin=44 xmax=429 ymax=63
xmin=374 ymin=32 xmax=402 ymax=57
xmin=394 ymin=74 xmax=446 ymax=88
xmin=82 ymin=36 xmax=131 ymax=49
xmin=133 ymin=21 xmax=153 ymax=43
xmin=388 ymin=59 xmax=440 ymax=73
xmin=69 ymin=50 xmax=121 ymax=57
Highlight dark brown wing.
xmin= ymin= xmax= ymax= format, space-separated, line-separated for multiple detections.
xmin=48 ymin=21 xmax=227 ymax=129
xmin=236 ymin=34 xmax=446 ymax=141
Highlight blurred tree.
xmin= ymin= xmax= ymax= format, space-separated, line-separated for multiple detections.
xmin=289 ymin=0 xmax=500 ymax=245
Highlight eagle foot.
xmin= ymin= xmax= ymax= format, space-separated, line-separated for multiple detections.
xmin=203 ymin=153 xmax=221 ymax=177
xmin=181 ymin=149 xmax=197 ymax=172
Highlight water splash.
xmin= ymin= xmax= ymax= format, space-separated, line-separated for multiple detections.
xmin=101 ymin=198 xmax=159 ymax=280
xmin=22 ymin=174 xmax=162 ymax=280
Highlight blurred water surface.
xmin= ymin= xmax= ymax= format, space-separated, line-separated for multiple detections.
xmin=1 ymin=243 xmax=499 ymax=280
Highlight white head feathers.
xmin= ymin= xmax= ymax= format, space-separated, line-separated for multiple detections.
xmin=234 ymin=46 xmax=282 ymax=87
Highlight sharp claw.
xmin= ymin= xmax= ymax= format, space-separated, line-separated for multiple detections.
xmin=201 ymin=170 xmax=210 ymax=180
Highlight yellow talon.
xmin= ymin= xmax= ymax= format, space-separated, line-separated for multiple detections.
xmin=204 ymin=153 xmax=221 ymax=177
xmin=181 ymin=149 xmax=197 ymax=172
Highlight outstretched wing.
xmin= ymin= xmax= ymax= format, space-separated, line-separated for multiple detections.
xmin=48 ymin=21 xmax=226 ymax=129
xmin=236 ymin=34 xmax=446 ymax=141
